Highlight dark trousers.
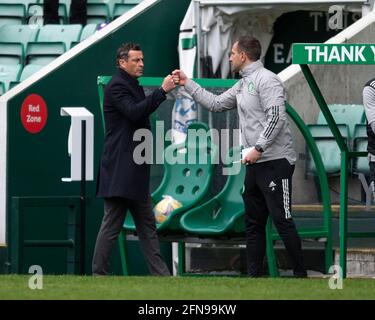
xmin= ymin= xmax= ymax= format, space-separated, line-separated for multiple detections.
xmin=92 ymin=197 xmax=171 ymax=276
xmin=242 ymin=158 xmax=306 ymax=277
xmin=369 ymin=161 xmax=375 ymax=201
xmin=43 ymin=0 xmax=87 ymax=25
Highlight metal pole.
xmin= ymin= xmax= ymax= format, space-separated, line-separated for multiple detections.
xmin=339 ymin=151 xmax=349 ymax=278
xmin=300 ymin=65 xmax=348 ymax=152
xmin=194 ymin=0 xmax=202 ymax=78
xmin=194 ymin=0 xmax=203 ymax=123
xmin=80 ymin=120 xmax=86 ymax=275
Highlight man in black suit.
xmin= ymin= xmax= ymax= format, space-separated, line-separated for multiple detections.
xmin=92 ymin=43 xmax=176 ymax=276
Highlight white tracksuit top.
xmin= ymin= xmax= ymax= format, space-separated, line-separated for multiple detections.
xmin=184 ymin=60 xmax=297 ymax=164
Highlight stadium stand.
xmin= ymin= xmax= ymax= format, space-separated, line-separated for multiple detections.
xmin=0 ymin=25 xmax=39 ymax=65
xmin=25 ymin=24 xmax=82 ymax=65
xmin=9 ymin=63 xmax=43 ymax=88
xmin=0 ymin=0 xmax=142 ymax=94
xmin=86 ymin=3 xmax=111 ymax=24
xmin=0 ymin=2 xmax=26 ymax=26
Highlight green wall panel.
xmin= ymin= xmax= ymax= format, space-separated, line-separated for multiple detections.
xmin=5 ymin=0 xmax=190 ymax=274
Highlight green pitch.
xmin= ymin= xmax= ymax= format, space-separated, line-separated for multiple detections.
xmin=0 ymin=275 xmax=375 ymax=300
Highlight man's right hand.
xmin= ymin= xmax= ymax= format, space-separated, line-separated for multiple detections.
xmin=161 ymin=75 xmax=176 ymax=93
xmin=172 ymin=69 xmax=188 ymax=86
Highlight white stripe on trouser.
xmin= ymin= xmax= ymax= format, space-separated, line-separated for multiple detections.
xmin=282 ymin=179 xmax=291 ymax=219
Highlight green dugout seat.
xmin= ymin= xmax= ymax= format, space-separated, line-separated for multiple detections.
xmin=306 ymin=124 xmax=349 ymax=174
xmin=306 ymin=104 xmax=366 ymax=201
xmin=352 ymin=123 xmax=369 ymax=175
xmin=180 ymin=146 xmax=245 ymax=236
xmin=124 ymin=123 xmax=218 ymax=234
xmin=316 ymin=104 xmax=366 ymax=140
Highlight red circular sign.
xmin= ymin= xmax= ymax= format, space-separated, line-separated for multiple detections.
xmin=20 ymin=94 xmax=48 ymax=134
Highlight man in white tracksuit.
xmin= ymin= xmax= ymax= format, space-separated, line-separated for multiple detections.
xmin=173 ymin=36 xmax=307 ymax=277
xmin=363 ymin=78 xmax=375 ymax=199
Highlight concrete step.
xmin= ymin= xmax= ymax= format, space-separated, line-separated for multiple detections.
xmin=334 ymin=248 xmax=375 ymax=276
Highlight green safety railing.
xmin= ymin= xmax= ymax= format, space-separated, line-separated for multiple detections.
xmin=293 ymin=43 xmax=375 ymax=278
xmin=97 ymin=75 xmax=333 ymax=276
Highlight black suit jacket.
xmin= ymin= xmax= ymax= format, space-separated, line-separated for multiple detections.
xmin=96 ymin=68 xmax=166 ymax=201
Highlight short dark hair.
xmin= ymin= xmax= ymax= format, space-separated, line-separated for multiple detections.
xmin=116 ymin=42 xmax=141 ymax=65
xmin=237 ymin=36 xmax=261 ymax=61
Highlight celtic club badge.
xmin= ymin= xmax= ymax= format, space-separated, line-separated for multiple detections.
xmin=248 ymin=81 xmax=255 ymax=94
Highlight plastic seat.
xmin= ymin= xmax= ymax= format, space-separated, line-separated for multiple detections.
xmin=124 ymin=0 xmax=142 ymax=4
xmin=0 ymin=24 xmax=39 ymax=43
xmin=306 ymin=124 xmax=349 ymax=174
xmin=0 ymin=24 xmax=39 ymax=64
xmin=352 ymin=123 xmax=369 ymax=175
xmin=70 ymin=24 xmax=97 ymax=48
xmin=26 ymin=42 xmax=65 ymax=65
xmin=80 ymin=23 xmax=97 ymax=41
xmin=0 ymin=43 xmax=24 ymax=64
xmin=5 ymin=0 xmax=36 ymax=8
xmin=56 ymin=0 xmax=71 ymax=17
xmin=0 ymin=63 xmax=22 ymax=93
xmin=316 ymin=104 xmax=366 ymax=140
xmin=27 ymin=1 xmax=68 ymax=24
xmin=306 ymin=104 xmax=365 ymax=175
xmin=20 ymin=63 xmax=43 ymax=81
xmin=87 ymin=0 xmax=121 ymax=17
xmin=86 ymin=3 xmax=110 ymax=24
xmin=0 ymin=3 xmax=25 ymax=26
xmin=180 ymin=146 xmax=245 ymax=236
xmin=112 ymin=3 xmax=136 ymax=19
xmin=26 ymin=24 xmax=82 ymax=64
xmin=124 ymin=122 xmax=218 ymax=234
xmin=36 ymin=24 xmax=82 ymax=48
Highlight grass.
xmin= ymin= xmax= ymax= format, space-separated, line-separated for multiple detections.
xmin=0 ymin=275 xmax=375 ymax=300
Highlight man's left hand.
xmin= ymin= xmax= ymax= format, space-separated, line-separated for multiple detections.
xmin=242 ymin=148 xmax=262 ymax=165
